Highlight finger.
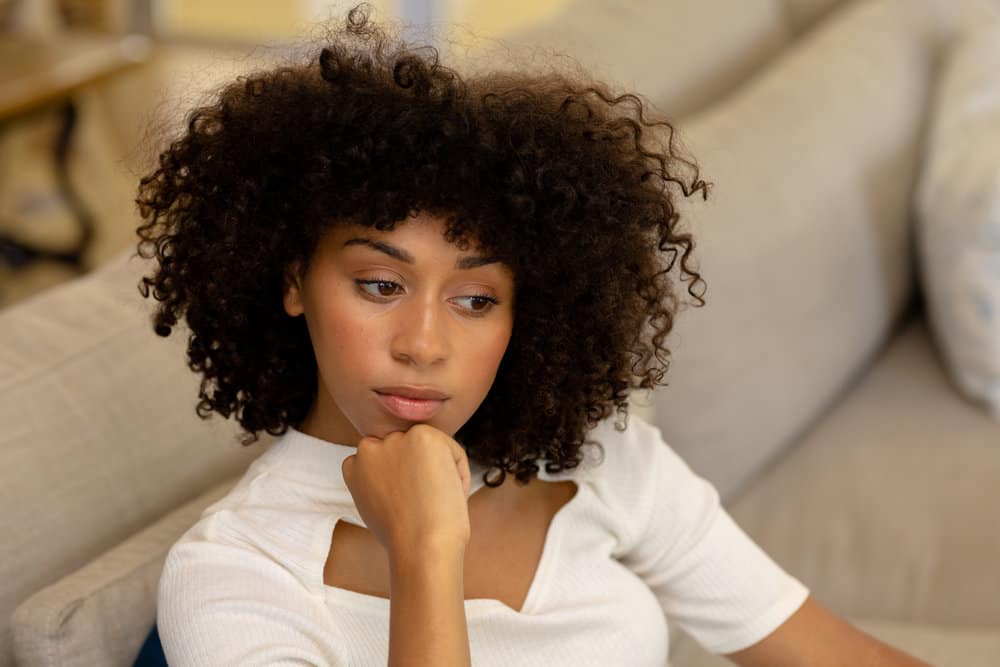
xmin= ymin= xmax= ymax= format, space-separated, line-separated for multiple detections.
xmin=447 ymin=439 xmax=472 ymax=497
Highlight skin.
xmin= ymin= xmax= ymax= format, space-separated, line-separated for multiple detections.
xmin=282 ymin=209 xmax=516 ymax=448
xmin=282 ymin=209 xmax=519 ymax=666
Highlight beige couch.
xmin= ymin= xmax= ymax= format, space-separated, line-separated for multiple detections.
xmin=4 ymin=0 xmax=1000 ymax=664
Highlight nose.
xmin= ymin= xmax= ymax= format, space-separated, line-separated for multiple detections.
xmin=390 ymin=291 xmax=449 ymax=366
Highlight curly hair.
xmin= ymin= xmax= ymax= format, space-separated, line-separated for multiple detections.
xmin=134 ymin=2 xmax=710 ymax=488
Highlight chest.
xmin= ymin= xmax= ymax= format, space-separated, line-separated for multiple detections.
xmin=323 ymin=478 xmax=578 ymax=613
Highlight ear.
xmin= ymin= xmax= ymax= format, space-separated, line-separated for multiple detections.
xmin=283 ymin=262 xmax=305 ymax=317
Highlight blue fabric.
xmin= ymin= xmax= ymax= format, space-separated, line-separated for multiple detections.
xmin=132 ymin=623 xmax=167 ymax=666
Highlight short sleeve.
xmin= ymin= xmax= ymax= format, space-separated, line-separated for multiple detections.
xmin=618 ymin=420 xmax=810 ymax=655
xmin=157 ymin=512 xmax=348 ymax=667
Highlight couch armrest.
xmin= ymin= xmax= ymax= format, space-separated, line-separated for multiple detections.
xmin=12 ymin=476 xmax=239 ymax=667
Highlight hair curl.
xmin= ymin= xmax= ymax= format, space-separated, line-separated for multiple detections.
xmin=134 ymin=2 xmax=711 ymax=488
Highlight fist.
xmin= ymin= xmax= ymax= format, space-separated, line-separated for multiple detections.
xmin=341 ymin=423 xmax=472 ymax=559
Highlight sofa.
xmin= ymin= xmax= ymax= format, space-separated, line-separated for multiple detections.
xmin=3 ymin=0 xmax=1000 ymax=664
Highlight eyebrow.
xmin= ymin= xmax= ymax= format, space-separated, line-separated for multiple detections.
xmin=343 ymin=237 xmax=501 ymax=270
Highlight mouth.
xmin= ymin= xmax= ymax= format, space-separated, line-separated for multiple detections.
xmin=373 ymin=390 xmax=447 ymax=421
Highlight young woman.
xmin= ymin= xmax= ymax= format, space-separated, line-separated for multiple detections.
xmin=138 ymin=4 xmax=929 ymax=666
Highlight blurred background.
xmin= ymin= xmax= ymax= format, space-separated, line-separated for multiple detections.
xmin=0 ymin=0 xmax=566 ymax=309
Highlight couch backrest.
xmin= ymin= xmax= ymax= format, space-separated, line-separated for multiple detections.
xmin=647 ymin=0 xmax=979 ymax=503
xmin=453 ymin=0 xmax=795 ymax=122
xmin=779 ymin=0 xmax=851 ymax=33
xmin=0 ymin=248 xmax=266 ymax=665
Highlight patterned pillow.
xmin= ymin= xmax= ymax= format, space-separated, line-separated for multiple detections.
xmin=915 ymin=17 xmax=1000 ymax=420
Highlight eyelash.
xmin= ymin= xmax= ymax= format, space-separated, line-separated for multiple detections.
xmin=354 ymin=279 xmax=501 ymax=317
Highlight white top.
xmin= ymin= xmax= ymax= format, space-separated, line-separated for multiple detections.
xmin=158 ymin=414 xmax=809 ymax=666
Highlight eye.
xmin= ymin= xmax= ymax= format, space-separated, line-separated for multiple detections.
xmin=354 ymin=279 xmax=501 ymax=317
xmin=453 ymin=294 xmax=501 ymax=316
xmin=355 ymin=279 xmax=402 ymax=299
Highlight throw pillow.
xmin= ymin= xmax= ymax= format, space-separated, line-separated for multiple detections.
xmin=915 ymin=17 xmax=1000 ymax=420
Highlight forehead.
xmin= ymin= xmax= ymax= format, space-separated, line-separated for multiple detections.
xmin=333 ymin=217 xmax=458 ymax=251
xmin=329 ymin=217 xmax=503 ymax=267
xmin=309 ymin=218 xmax=517 ymax=292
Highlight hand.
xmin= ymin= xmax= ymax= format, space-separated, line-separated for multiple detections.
xmin=341 ymin=423 xmax=472 ymax=560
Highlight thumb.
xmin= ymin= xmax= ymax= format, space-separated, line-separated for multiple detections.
xmin=341 ymin=453 xmax=355 ymax=483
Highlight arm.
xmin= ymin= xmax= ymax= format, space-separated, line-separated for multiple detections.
xmin=616 ymin=419 xmax=932 ymax=666
xmin=724 ymin=594 xmax=933 ymax=667
xmin=387 ymin=540 xmax=472 ymax=667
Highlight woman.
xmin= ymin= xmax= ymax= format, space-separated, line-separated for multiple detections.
xmin=138 ymin=3 xmax=928 ymax=665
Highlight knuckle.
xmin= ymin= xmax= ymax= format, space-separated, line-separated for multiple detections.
xmin=410 ymin=423 xmax=433 ymax=436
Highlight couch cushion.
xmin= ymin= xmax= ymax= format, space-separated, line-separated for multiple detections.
xmin=723 ymin=312 xmax=1000 ymax=625
xmin=779 ymin=0 xmax=998 ymax=35
xmin=11 ymin=475 xmax=239 ymax=667
xmin=648 ymin=0 xmax=961 ymax=503
xmin=778 ymin=0 xmax=850 ymax=33
xmin=915 ymin=18 xmax=1000 ymax=421
xmin=669 ymin=612 xmax=1000 ymax=666
xmin=454 ymin=0 xmax=792 ymax=121
xmin=0 ymin=247 xmax=267 ymax=665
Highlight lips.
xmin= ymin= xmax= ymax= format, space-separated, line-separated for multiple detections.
xmin=374 ymin=390 xmax=446 ymax=421
xmin=374 ymin=385 xmax=450 ymax=400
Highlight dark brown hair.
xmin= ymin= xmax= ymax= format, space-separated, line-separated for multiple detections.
xmin=135 ymin=2 xmax=710 ymax=487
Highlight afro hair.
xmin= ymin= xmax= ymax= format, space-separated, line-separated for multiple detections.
xmin=135 ymin=2 xmax=710 ymax=487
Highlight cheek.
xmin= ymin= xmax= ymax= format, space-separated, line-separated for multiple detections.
xmin=312 ymin=293 xmax=379 ymax=369
xmin=469 ymin=326 xmax=512 ymax=380
xmin=328 ymin=315 xmax=379 ymax=366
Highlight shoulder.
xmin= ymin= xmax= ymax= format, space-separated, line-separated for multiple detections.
xmin=161 ymin=450 xmax=339 ymax=597
xmin=157 ymin=469 xmax=343 ymax=663
xmin=586 ymin=411 xmax=676 ymax=455
xmin=582 ymin=412 xmax=729 ymax=553
xmin=578 ymin=413 xmax=702 ymax=528
xmin=160 ymin=473 xmax=303 ymax=595
xmin=187 ymin=435 xmax=344 ymax=538
xmin=584 ymin=411 xmax=693 ymax=488
xmin=157 ymin=510 xmax=348 ymax=665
